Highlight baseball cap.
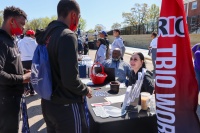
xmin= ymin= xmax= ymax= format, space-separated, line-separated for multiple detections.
xmin=26 ymin=30 xmax=35 ymax=35
xmin=99 ymin=31 xmax=107 ymax=36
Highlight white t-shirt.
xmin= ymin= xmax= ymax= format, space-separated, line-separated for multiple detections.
xmin=150 ymin=37 xmax=158 ymax=48
xmin=18 ymin=36 xmax=37 ymax=61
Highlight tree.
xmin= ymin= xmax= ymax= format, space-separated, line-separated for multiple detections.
xmin=79 ymin=17 xmax=86 ymax=31
xmin=94 ymin=24 xmax=106 ymax=32
xmin=122 ymin=24 xmax=129 ymax=28
xmin=26 ymin=18 xmax=42 ymax=31
xmin=25 ymin=16 xmax=57 ymax=31
xmin=122 ymin=12 xmax=137 ymax=26
xmin=147 ymin=4 xmax=160 ymax=32
xmin=40 ymin=17 xmax=51 ymax=28
xmin=111 ymin=22 xmax=121 ymax=30
xmin=0 ymin=11 xmax=3 ymax=26
xmin=50 ymin=15 xmax=57 ymax=21
xmin=87 ymin=29 xmax=94 ymax=33
xmin=136 ymin=3 xmax=148 ymax=24
xmin=122 ymin=3 xmax=149 ymax=26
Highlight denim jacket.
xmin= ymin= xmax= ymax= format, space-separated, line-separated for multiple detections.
xmin=103 ymin=59 xmax=131 ymax=83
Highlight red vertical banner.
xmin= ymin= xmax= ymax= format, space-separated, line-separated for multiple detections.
xmin=156 ymin=0 xmax=200 ymax=133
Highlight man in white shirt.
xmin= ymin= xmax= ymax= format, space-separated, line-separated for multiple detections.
xmin=111 ymin=29 xmax=125 ymax=60
xmin=148 ymin=32 xmax=158 ymax=73
xmin=18 ymin=29 xmax=37 ymax=96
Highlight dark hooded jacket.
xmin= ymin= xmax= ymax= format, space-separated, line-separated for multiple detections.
xmin=35 ymin=20 xmax=89 ymax=104
xmin=0 ymin=29 xmax=24 ymax=96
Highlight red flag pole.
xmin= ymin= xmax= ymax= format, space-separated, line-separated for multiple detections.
xmin=155 ymin=0 xmax=200 ymax=132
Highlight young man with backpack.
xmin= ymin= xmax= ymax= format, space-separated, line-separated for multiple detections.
xmin=0 ymin=6 xmax=31 ymax=133
xmin=35 ymin=0 xmax=92 ymax=132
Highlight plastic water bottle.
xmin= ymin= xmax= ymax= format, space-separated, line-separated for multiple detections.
xmin=149 ymin=94 xmax=156 ymax=115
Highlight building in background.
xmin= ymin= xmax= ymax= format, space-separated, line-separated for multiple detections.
xmin=184 ymin=0 xmax=200 ymax=33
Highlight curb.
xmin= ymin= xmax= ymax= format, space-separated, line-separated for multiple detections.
xmin=125 ymin=52 xmax=152 ymax=61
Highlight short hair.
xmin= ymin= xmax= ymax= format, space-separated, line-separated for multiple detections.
xmin=113 ymin=48 xmax=122 ymax=55
xmin=3 ymin=6 xmax=27 ymax=20
xmin=152 ymin=32 xmax=157 ymax=37
xmin=113 ymin=29 xmax=121 ymax=35
xmin=57 ymin=0 xmax=80 ymax=18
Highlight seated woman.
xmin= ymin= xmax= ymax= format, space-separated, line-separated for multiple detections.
xmin=94 ymin=38 xmax=108 ymax=64
xmin=128 ymin=52 xmax=154 ymax=94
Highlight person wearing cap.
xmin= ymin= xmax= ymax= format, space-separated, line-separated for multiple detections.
xmin=18 ymin=29 xmax=37 ymax=96
xmin=99 ymin=31 xmax=109 ymax=45
xmin=111 ymin=29 xmax=125 ymax=60
xmin=99 ymin=30 xmax=110 ymax=59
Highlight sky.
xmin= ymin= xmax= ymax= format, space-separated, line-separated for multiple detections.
xmin=0 ymin=0 xmax=162 ymax=31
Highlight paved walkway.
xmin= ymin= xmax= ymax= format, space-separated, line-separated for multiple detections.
xmin=125 ymin=46 xmax=151 ymax=59
xmin=19 ymin=49 xmax=200 ymax=133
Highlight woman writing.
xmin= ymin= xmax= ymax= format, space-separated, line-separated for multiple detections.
xmin=128 ymin=52 xmax=154 ymax=94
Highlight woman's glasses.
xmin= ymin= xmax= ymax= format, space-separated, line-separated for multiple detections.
xmin=130 ymin=57 xmax=138 ymax=62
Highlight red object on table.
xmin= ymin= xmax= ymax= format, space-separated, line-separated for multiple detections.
xmin=90 ymin=62 xmax=107 ymax=85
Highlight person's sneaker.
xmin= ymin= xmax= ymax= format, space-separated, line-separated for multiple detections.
xmin=30 ymin=91 xmax=35 ymax=96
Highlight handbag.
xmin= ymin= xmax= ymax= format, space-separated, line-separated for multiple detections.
xmin=148 ymin=49 xmax=151 ymax=56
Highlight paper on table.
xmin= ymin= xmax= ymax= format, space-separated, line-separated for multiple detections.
xmin=81 ymin=78 xmax=94 ymax=85
xmin=105 ymin=84 xmax=110 ymax=89
xmin=105 ymin=83 xmax=126 ymax=89
xmin=119 ymin=83 xmax=126 ymax=89
xmin=91 ymin=102 xmax=111 ymax=107
xmin=104 ymin=94 xmax=125 ymax=104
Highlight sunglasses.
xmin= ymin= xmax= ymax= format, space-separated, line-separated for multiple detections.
xmin=130 ymin=57 xmax=138 ymax=62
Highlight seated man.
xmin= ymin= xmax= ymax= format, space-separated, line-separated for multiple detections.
xmin=102 ymin=48 xmax=131 ymax=83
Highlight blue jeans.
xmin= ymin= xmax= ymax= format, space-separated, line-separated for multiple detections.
xmin=195 ymin=67 xmax=200 ymax=91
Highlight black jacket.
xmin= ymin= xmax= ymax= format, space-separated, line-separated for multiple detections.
xmin=0 ymin=29 xmax=24 ymax=96
xmin=128 ymin=67 xmax=154 ymax=94
xmin=36 ymin=21 xmax=89 ymax=104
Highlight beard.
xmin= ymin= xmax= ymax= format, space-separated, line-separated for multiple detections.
xmin=112 ymin=57 xmax=120 ymax=62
